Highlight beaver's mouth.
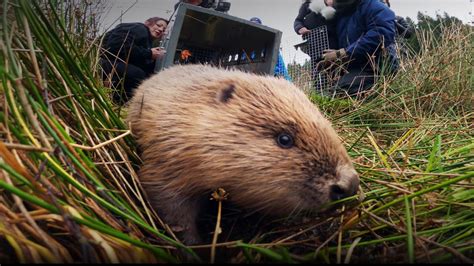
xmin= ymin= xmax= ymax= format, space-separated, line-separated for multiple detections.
xmin=297 ymin=186 xmax=330 ymax=210
xmin=318 ymin=196 xmax=360 ymax=216
xmin=298 ymin=189 xmax=359 ymax=215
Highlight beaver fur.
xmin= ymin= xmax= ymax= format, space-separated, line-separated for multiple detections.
xmin=127 ymin=64 xmax=359 ymax=244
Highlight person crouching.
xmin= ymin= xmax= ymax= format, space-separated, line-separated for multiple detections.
xmin=101 ymin=17 xmax=168 ymax=105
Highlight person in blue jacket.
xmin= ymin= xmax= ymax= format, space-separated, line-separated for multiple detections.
xmin=321 ymin=0 xmax=399 ymax=97
xmin=250 ymin=17 xmax=292 ymax=81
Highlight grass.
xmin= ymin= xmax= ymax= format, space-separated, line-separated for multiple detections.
xmin=0 ymin=0 xmax=473 ymax=263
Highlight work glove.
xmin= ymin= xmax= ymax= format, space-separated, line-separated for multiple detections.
xmin=322 ymin=48 xmax=347 ymax=62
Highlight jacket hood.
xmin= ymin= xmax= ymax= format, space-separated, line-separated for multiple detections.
xmin=309 ymin=0 xmax=336 ymax=20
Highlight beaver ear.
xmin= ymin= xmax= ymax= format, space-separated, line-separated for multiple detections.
xmin=218 ymin=84 xmax=236 ymax=103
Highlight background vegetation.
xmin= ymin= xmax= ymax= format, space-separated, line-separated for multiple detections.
xmin=0 ymin=0 xmax=472 ymax=263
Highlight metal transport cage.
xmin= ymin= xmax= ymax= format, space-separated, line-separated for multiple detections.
xmin=155 ymin=3 xmax=282 ymax=75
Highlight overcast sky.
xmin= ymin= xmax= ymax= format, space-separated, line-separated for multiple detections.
xmin=100 ymin=0 xmax=473 ymax=63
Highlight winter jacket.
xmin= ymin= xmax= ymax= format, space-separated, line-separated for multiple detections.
xmin=293 ymin=0 xmax=338 ymax=49
xmin=102 ymin=22 xmax=155 ymax=72
xmin=336 ymin=0 xmax=399 ymax=71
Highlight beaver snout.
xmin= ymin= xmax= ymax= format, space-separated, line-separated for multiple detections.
xmin=330 ymin=165 xmax=360 ymax=201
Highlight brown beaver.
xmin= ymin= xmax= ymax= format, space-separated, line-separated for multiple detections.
xmin=126 ymin=64 xmax=359 ymax=245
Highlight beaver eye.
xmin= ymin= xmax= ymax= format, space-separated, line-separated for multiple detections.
xmin=276 ymin=133 xmax=294 ymax=149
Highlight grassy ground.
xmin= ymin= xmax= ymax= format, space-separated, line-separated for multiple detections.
xmin=0 ymin=0 xmax=472 ymax=263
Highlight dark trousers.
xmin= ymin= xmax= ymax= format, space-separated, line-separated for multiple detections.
xmin=335 ymin=66 xmax=375 ymax=97
xmin=101 ymin=59 xmax=153 ymax=105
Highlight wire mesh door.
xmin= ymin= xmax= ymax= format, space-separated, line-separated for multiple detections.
xmin=306 ymin=25 xmax=331 ymax=95
xmin=287 ymin=25 xmax=341 ymax=97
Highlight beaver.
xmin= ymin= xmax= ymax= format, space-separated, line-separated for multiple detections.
xmin=126 ymin=64 xmax=359 ymax=245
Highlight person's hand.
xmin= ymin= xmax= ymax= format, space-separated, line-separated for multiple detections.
xmin=322 ymin=48 xmax=347 ymax=62
xmin=151 ymin=47 xmax=166 ymax=60
xmin=298 ymin=27 xmax=311 ymax=35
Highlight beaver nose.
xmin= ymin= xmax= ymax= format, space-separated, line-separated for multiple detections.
xmin=330 ymin=182 xmax=357 ymax=201
xmin=330 ymin=165 xmax=359 ymax=201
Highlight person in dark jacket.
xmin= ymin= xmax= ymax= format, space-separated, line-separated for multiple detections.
xmin=321 ymin=0 xmax=399 ymax=97
xmin=101 ymin=17 xmax=168 ymax=104
xmin=380 ymin=0 xmax=414 ymax=59
xmin=294 ymin=0 xmax=337 ymax=91
xmin=294 ymin=0 xmax=338 ymax=62
xmin=294 ymin=0 xmax=338 ymax=50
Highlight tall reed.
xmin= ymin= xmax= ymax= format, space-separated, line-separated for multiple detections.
xmin=0 ymin=0 xmax=197 ymax=262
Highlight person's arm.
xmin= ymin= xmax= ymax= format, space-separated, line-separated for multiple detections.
xmin=126 ymin=25 xmax=153 ymax=62
xmin=105 ymin=24 xmax=153 ymax=63
xmin=395 ymin=16 xmax=414 ymax=39
xmin=344 ymin=6 xmax=396 ymax=60
xmin=294 ymin=1 xmax=310 ymax=34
